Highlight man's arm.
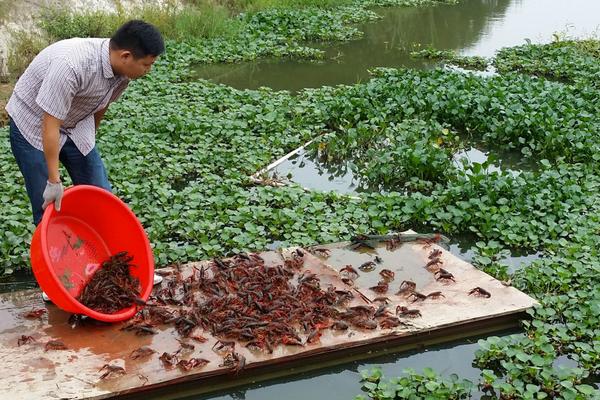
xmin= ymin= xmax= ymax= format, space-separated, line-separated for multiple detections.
xmin=42 ymin=112 xmax=63 ymax=183
xmin=35 ymin=57 xmax=77 ymax=212
xmin=41 ymin=112 xmax=65 ymax=211
xmin=36 ymin=57 xmax=78 ymax=179
xmin=94 ymin=107 xmax=108 ymax=131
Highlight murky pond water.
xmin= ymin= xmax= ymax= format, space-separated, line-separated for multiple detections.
xmin=448 ymin=234 xmax=542 ymax=274
xmin=177 ymin=328 xmax=582 ymax=400
xmin=194 ymin=0 xmax=600 ymax=91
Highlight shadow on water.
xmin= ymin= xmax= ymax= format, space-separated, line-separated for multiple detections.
xmin=0 ymin=269 xmax=38 ymax=294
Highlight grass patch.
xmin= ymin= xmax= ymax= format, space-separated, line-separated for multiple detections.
xmin=186 ymin=0 xmax=356 ymax=14
xmin=575 ymin=38 xmax=600 ymax=58
xmin=0 ymin=3 xmax=242 ymax=86
xmin=38 ymin=0 xmax=357 ymax=44
xmin=40 ymin=4 xmax=240 ymax=42
xmin=6 ymin=31 xmax=50 ymax=80
xmin=39 ymin=9 xmax=124 ymax=40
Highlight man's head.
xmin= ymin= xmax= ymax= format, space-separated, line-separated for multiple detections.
xmin=109 ymin=20 xmax=165 ymax=79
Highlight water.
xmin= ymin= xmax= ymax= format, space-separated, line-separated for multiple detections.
xmin=173 ymin=332 xmax=590 ymax=400
xmin=183 ymin=329 xmax=519 ymax=400
xmin=270 ymin=144 xmax=533 ymax=196
xmin=462 ymin=0 xmax=600 ymax=57
xmin=194 ymin=0 xmax=600 ymax=91
xmin=194 ymin=1 xmax=498 ymax=90
xmin=452 ymin=146 xmax=536 ymax=176
xmin=448 ymin=234 xmax=542 ymax=274
xmin=272 ymin=148 xmax=361 ymax=195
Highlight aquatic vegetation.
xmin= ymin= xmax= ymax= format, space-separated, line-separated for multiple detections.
xmin=310 ymin=119 xmax=461 ymax=192
xmin=410 ymin=47 xmax=489 ymax=70
xmin=357 ymin=367 xmax=474 ymax=399
xmin=494 ymin=39 xmax=600 ymax=87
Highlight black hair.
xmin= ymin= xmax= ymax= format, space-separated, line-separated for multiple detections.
xmin=110 ymin=20 xmax=165 ymax=58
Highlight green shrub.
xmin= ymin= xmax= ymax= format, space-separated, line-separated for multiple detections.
xmin=39 ymin=9 xmax=124 ymax=40
xmin=38 ymin=5 xmax=239 ymax=42
xmin=7 ymin=31 xmax=49 ymax=80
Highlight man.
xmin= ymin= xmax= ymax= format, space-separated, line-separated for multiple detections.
xmin=6 ymin=20 xmax=165 ymax=295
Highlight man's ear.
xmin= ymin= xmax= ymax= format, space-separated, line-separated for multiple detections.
xmin=119 ymin=50 xmax=133 ymax=61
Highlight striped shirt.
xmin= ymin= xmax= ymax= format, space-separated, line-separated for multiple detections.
xmin=5 ymin=38 xmax=129 ymax=156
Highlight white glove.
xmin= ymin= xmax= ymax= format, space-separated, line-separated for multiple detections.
xmin=42 ymin=181 xmax=64 ymax=211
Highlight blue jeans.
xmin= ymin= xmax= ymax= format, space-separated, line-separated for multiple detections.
xmin=9 ymin=118 xmax=112 ymax=225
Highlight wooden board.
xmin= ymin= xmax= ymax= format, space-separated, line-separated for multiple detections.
xmin=0 ymin=237 xmax=537 ymax=399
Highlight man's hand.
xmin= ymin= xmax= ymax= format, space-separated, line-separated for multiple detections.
xmin=42 ymin=181 xmax=64 ymax=211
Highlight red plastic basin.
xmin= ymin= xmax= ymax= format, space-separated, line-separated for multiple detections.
xmin=30 ymin=185 xmax=154 ymax=322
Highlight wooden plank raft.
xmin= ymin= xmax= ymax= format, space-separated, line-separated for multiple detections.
xmin=0 ymin=235 xmax=537 ymax=399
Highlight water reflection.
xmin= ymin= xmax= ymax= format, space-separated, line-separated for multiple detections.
xmin=462 ymin=0 xmax=600 ymax=57
xmin=453 ymin=147 xmax=512 ymax=175
xmin=273 ymin=149 xmax=360 ymax=195
xmin=270 ymin=144 xmax=533 ymax=195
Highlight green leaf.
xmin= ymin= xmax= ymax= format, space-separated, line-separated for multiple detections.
xmin=576 ymin=384 xmax=596 ymax=395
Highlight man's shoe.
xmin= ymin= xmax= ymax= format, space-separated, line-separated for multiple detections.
xmin=42 ymin=273 xmax=163 ymax=302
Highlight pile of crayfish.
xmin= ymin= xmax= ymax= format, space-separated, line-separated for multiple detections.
xmin=78 ymin=251 xmax=142 ymax=314
xmin=130 ymin=250 xmax=407 ymax=357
